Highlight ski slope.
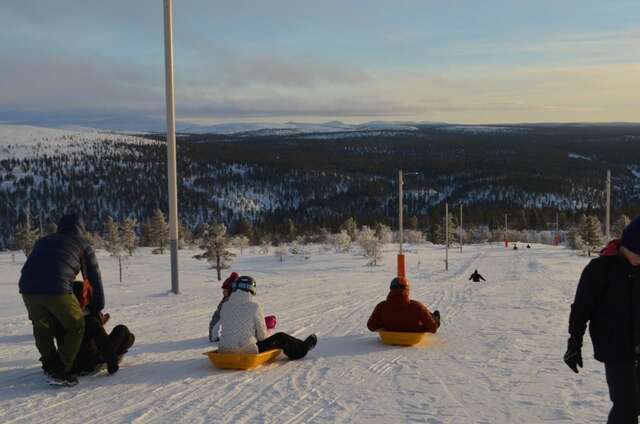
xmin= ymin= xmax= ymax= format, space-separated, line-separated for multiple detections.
xmin=0 ymin=244 xmax=609 ymax=423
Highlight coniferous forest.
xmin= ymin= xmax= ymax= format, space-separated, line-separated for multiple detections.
xmin=2 ymin=123 xmax=640 ymax=249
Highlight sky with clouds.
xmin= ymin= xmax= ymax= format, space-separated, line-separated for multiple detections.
xmin=1 ymin=0 xmax=639 ymax=126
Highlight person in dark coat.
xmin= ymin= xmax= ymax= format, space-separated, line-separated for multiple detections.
xmin=367 ymin=277 xmax=440 ymax=333
xmin=565 ymin=216 xmax=640 ymax=423
xmin=19 ymin=213 xmax=105 ymax=386
xmin=469 ymin=270 xmax=486 ymax=282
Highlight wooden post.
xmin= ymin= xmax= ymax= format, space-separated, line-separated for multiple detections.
xmin=445 ymin=202 xmax=449 ymax=271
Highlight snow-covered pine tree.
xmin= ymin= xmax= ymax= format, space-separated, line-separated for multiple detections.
xmin=332 ymin=230 xmax=351 ymax=253
xmin=357 ymin=226 xmax=383 ymax=266
xmin=274 ymin=244 xmax=288 ymax=262
xmin=285 ymin=219 xmax=296 ymax=242
xmin=258 ymin=234 xmax=272 ymax=255
xmin=407 ymin=215 xmax=419 ymax=231
xmin=374 ymin=223 xmax=393 ymax=244
xmin=150 ymin=209 xmax=169 ymax=254
xmin=233 ymin=235 xmax=250 ymax=255
xmin=433 ymin=215 xmax=456 ymax=246
xmin=612 ymin=214 xmax=631 ymax=238
xmin=15 ymin=218 xmax=39 ymax=256
xmin=104 ymin=215 xmax=124 ymax=282
xmin=404 ymin=229 xmax=425 ymax=244
xmin=580 ymin=215 xmax=602 ymax=256
xmin=340 ymin=217 xmax=358 ymax=239
xmin=195 ymin=223 xmax=235 ymax=281
xmin=140 ymin=218 xmax=152 ymax=247
xmin=121 ymin=217 xmax=138 ymax=256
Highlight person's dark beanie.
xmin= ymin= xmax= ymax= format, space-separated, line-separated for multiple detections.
xmin=621 ymin=216 xmax=640 ymax=255
xmin=57 ymin=213 xmax=84 ymax=235
xmin=390 ymin=277 xmax=409 ymax=289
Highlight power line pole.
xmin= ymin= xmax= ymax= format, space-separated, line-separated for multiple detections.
xmin=606 ymin=169 xmax=611 ymax=240
xmin=163 ymin=0 xmax=180 ymax=294
xmin=459 ymin=203 xmax=463 ymax=253
xmin=397 ymin=170 xmax=405 ymax=278
xmin=504 ymin=214 xmax=508 ymax=248
xmin=445 ymin=202 xmax=449 ymax=271
xmin=399 ymin=170 xmax=403 ymax=257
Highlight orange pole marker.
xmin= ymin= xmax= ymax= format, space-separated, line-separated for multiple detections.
xmin=397 ymin=254 xmax=406 ymax=278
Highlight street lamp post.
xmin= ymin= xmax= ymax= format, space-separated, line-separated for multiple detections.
xmin=163 ymin=0 xmax=180 ymax=294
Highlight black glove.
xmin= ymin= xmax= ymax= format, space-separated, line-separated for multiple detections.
xmin=433 ymin=310 xmax=441 ymax=328
xmin=107 ymin=360 xmax=119 ymax=375
xmin=564 ymin=338 xmax=583 ymax=373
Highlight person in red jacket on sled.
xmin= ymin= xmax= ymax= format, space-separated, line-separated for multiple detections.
xmin=367 ymin=277 xmax=440 ymax=333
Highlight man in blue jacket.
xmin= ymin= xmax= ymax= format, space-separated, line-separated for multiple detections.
xmin=19 ymin=213 xmax=105 ymax=386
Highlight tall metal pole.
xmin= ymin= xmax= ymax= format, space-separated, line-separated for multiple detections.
xmin=445 ymin=202 xmax=449 ymax=271
xmin=164 ymin=0 xmax=179 ymax=294
xmin=459 ymin=203 xmax=463 ymax=253
xmin=606 ymin=169 xmax=611 ymax=240
xmin=399 ymin=170 xmax=403 ymax=255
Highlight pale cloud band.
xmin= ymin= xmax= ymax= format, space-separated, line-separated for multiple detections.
xmin=1 ymin=2 xmax=639 ymax=126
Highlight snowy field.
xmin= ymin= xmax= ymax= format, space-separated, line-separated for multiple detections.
xmin=0 ymin=243 xmax=609 ymax=423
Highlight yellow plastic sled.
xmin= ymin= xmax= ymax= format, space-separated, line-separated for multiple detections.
xmin=203 ymin=349 xmax=281 ymax=370
xmin=378 ymin=330 xmax=427 ymax=346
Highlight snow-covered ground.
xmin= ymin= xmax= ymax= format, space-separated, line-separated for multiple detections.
xmin=0 ymin=243 xmax=608 ymax=423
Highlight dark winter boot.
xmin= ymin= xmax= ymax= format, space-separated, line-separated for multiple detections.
xmin=304 ymin=334 xmax=317 ymax=352
xmin=48 ymin=369 xmax=79 ymax=387
xmin=41 ymin=352 xmax=65 ymax=379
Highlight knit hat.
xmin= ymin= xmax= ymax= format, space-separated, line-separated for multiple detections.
xmin=57 ymin=213 xmax=85 ymax=236
xmin=621 ymin=216 xmax=640 ymax=255
xmin=232 ymin=275 xmax=257 ymax=295
xmin=221 ymin=272 xmax=239 ymax=290
xmin=390 ymin=277 xmax=409 ymax=289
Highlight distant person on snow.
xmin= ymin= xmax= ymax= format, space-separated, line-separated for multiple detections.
xmin=526 ymin=244 xmax=531 ymax=249
xmin=19 ymin=213 xmax=105 ymax=386
xmin=367 ymin=277 xmax=440 ymax=333
xmin=469 ymin=270 xmax=486 ymax=283
xmin=54 ymin=280 xmax=135 ymax=376
xmin=565 ymin=216 xmax=640 ymax=423
xmin=218 ymin=276 xmax=317 ymax=360
xmin=513 ymin=244 xmax=518 ymax=250
xmin=209 ymin=272 xmax=238 ymax=342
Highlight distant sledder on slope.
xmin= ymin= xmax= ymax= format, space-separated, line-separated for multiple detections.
xmin=469 ymin=270 xmax=486 ymax=282
xmin=217 ymin=276 xmax=317 ymax=361
xmin=565 ymin=216 xmax=640 ymax=423
xmin=367 ymin=277 xmax=440 ymax=336
xmin=19 ymin=213 xmax=105 ymax=386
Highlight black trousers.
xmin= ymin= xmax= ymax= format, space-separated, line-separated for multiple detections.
xmin=605 ymin=361 xmax=640 ymax=424
xmin=74 ymin=324 xmax=134 ymax=373
xmin=257 ymin=332 xmax=309 ymax=360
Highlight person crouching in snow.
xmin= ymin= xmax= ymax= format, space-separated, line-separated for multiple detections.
xmin=367 ymin=277 xmax=440 ymax=333
xmin=209 ymin=272 xmax=238 ymax=342
xmin=218 ymin=276 xmax=317 ymax=360
xmin=54 ymin=280 xmax=135 ymax=376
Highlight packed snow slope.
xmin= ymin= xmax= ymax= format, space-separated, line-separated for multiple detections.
xmin=0 ymin=244 xmax=608 ymax=423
